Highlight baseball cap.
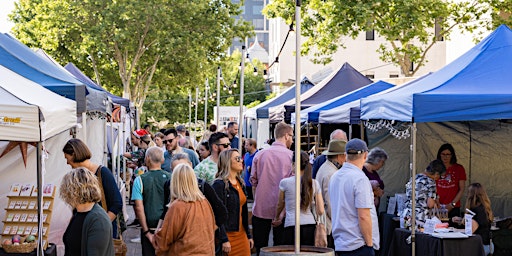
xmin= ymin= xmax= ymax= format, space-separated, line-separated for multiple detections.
xmin=345 ymin=138 xmax=368 ymax=154
xmin=176 ymin=125 xmax=186 ymax=132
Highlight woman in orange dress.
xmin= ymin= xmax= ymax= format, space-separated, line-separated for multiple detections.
xmin=213 ymin=149 xmax=254 ymax=255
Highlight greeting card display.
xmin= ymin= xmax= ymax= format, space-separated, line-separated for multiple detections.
xmin=3 ymin=183 xmax=56 ymax=249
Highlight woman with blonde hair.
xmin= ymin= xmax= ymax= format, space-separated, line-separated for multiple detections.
xmin=60 ymin=167 xmax=114 ymax=256
xmin=213 ymin=149 xmax=253 ymax=255
xmin=154 ymin=163 xmax=216 ymax=255
xmin=453 ymin=183 xmax=494 ymax=255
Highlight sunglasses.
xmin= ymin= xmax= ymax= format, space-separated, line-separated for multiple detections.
xmin=234 ymin=156 xmax=242 ymax=162
xmin=216 ymin=143 xmax=231 ymax=148
xmin=162 ymin=138 xmax=175 ymax=144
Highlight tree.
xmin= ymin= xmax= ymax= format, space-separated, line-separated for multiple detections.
xmin=10 ymin=0 xmax=253 ymax=109
xmin=140 ymin=49 xmax=268 ymax=125
xmin=264 ymin=0 xmax=493 ymax=76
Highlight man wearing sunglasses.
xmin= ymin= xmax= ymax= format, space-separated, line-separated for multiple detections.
xmin=161 ymin=128 xmax=199 ymax=173
xmin=194 ymin=132 xmax=231 ymax=184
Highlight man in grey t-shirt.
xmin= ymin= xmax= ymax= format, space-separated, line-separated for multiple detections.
xmin=329 ymin=139 xmax=379 ymax=256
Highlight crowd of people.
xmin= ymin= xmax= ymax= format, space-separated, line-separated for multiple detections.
xmin=57 ymin=121 xmax=496 ymax=256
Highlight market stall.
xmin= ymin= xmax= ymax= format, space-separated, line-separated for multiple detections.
xmin=0 ymin=65 xmax=76 ymax=255
xmin=360 ymin=24 xmax=512 ymax=255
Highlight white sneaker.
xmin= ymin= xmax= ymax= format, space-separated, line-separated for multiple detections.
xmin=130 ymin=237 xmax=141 ymax=243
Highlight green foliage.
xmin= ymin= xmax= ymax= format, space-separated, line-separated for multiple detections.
xmin=9 ymin=0 xmax=253 ymax=110
xmin=265 ymin=0 xmax=494 ymax=76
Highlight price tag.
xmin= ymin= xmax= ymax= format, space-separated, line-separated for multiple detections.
xmin=465 ymin=214 xmax=474 ymax=236
xmin=424 ymin=219 xmax=436 ymax=234
xmin=387 ymin=197 xmax=397 ymax=215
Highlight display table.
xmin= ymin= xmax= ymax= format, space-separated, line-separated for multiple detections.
xmin=0 ymin=243 xmax=56 ymax=256
xmin=388 ymin=228 xmax=485 ymax=256
xmin=379 ymin=213 xmax=400 ymax=256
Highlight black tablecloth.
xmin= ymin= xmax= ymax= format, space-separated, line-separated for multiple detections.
xmin=379 ymin=213 xmax=400 ymax=256
xmin=0 ymin=243 xmax=56 ymax=256
xmin=388 ymin=228 xmax=485 ymax=256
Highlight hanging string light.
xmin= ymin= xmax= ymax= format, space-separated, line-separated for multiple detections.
xmin=364 ymin=120 xmax=412 ymax=139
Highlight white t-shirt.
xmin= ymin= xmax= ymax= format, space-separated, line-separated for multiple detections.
xmin=279 ymin=176 xmax=321 ymax=228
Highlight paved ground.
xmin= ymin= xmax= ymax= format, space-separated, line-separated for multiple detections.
xmin=122 ymin=203 xmax=142 ymax=256
xmin=122 ymin=201 xmax=258 ymax=255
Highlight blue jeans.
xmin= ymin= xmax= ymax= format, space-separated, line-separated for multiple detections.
xmin=336 ymin=245 xmax=375 ymax=256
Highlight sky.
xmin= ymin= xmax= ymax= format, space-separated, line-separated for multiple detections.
xmin=0 ymin=0 xmax=15 ymax=33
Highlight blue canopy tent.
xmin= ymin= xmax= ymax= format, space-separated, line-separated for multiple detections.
xmin=64 ymin=62 xmax=131 ymax=109
xmin=245 ymin=76 xmax=315 ymax=120
xmin=0 ymin=33 xmax=87 ymax=114
xmin=281 ymin=62 xmax=372 ymax=123
xmin=360 ymin=25 xmax=512 ymax=219
xmin=293 ymin=80 xmax=394 ymax=124
xmin=244 ymin=76 xmax=314 ymax=148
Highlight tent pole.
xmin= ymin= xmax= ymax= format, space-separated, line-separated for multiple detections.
xmin=318 ymin=123 xmax=322 ymax=154
xmin=239 ymin=46 xmax=246 ymax=154
xmin=294 ymin=0 xmax=302 ymax=253
xmin=411 ymin=123 xmax=417 ymax=256
xmin=36 ymin=142 xmax=43 ymax=256
xmin=360 ymin=121 xmax=365 ymax=141
xmin=307 ymin=122 xmax=310 ymax=151
xmin=349 ymin=124 xmax=353 ymax=140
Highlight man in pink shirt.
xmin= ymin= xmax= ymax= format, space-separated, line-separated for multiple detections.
xmin=250 ymin=122 xmax=293 ymax=255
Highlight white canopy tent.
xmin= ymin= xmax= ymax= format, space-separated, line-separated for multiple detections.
xmin=0 ymin=65 xmax=76 ymax=255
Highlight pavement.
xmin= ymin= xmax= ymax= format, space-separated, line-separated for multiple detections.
xmin=122 ymin=203 xmax=142 ymax=256
xmin=122 ymin=200 xmax=258 ymax=255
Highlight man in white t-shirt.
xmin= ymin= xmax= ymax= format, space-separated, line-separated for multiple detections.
xmin=329 ymin=139 xmax=379 ymax=256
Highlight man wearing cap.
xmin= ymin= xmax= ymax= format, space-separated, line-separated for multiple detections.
xmin=161 ymin=128 xmax=199 ymax=173
xmin=315 ymin=139 xmax=346 ymax=249
xmin=312 ymin=129 xmax=347 ymax=178
xmin=329 ymin=139 xmax=379 ymax=256
xmin=176 ymin=124 xmax=197 ymax=149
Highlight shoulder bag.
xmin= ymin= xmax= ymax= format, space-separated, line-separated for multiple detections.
xmin=310 ymin=189 xmax=327 ymax=247
xmin=97 ymin=166 xmax=127 ymax=256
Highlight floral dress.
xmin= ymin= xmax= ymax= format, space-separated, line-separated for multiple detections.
xmin=401 ymin=173 xmax=437 ymax=226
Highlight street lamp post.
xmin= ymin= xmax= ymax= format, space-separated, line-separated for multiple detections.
xmin=217 ymin=67 xmax=221 ymax=128
xmin=204 ymin=78 xmax=209 ymax=132
xmin=239 ymin=46 xmax=246 ymax=153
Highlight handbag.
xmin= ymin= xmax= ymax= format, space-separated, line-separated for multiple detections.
xmin=310 ymin=193 xmax=327 ymax=247
xmin=97 ymin=165 xmax=127 ymax=256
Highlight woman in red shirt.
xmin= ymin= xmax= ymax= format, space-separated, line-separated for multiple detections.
xmin=436 ymin=143 xmax=467 ymax=224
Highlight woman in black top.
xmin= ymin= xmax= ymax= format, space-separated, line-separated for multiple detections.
xmin=63 ymin=138 xmax=123 ymax=238
xmin=453 ymin=183 xmax=493 ymax=255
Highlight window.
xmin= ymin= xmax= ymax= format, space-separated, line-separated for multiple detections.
xmin=435 ymin=18 xmax=444 ymax=41
xmin=365 ymin=73 xmax=375 ymax=79
xmin=253 ymin=5 xmax=263 ymax=15
xmin=253 ymin=19 xmax=264 ymax=30
xmin=366 ymin=30 xmax=375 ymax=40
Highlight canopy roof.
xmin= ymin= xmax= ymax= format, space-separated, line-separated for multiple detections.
xmin=361 ymin=25 xmax=512 ymax=123
xmin=64 ymin=62 xmax=131 ymax=109
xmin=245 ymin=76 xmax=314 ymax=119
xmin=0 ymin=33 xmax=86 ymax=113
xmin=0 ymin=65 xmax=76 ymax=141
xmin=34 ymin=50 xmax=109 ymax=114
xmin=282 ymin=62 xmax=372 ymax=122
xmin=295 ymin=80 xmax=394 ymax=123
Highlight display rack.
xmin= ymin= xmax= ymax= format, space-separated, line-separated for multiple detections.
xmin=2 ymin=183 xmax=55 ymax=250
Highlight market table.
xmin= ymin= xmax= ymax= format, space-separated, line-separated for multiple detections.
xmin=0 ymin=243 xmax=56 ymax=256
xmin=379 ymin=213 xmax=400 ymax=256
xmin=387 ymin=228 xmax=485 ymax=256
